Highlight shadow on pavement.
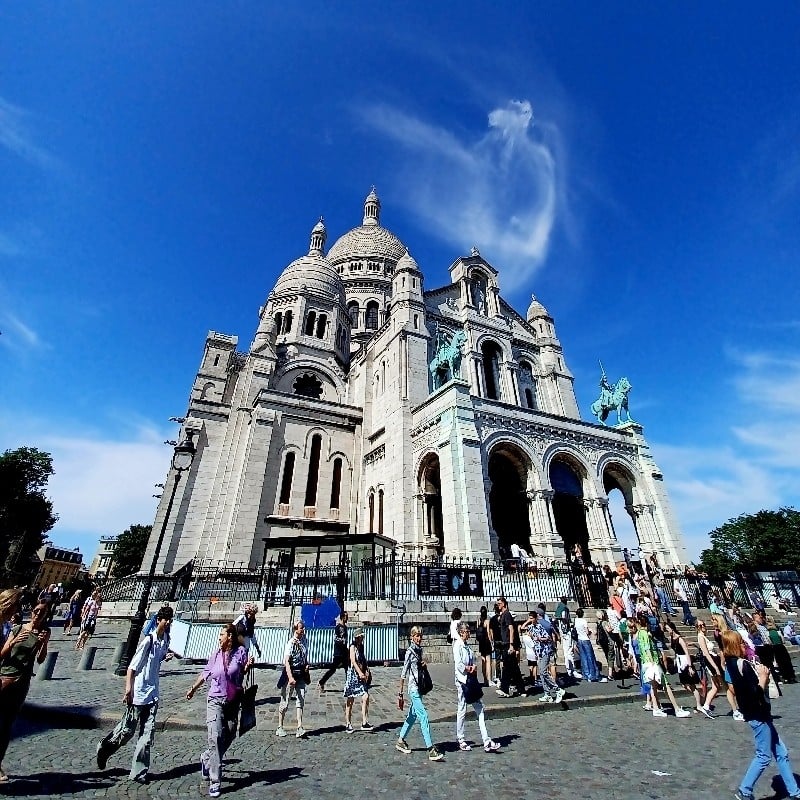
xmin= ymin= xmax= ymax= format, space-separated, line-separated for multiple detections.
xmin=227 ymin=766 xmax=303 ymax=790
xmin=0 ymin=769 xmax=125 ymax=795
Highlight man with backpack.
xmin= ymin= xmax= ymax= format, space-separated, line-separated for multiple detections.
xmin=96 ymin=606 xmax=174 ymax=783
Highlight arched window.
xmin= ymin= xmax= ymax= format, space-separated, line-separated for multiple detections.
xmin=283 ymin=310 xmax=293 ymax=333
xmin=330 ymin=458 xmax=342 ymax=509
xmin=525 ymin=388 xmax=534 ymax=408
xmin=365 ymin=301 xmax=379 ymax=330
xmin=279 ymin=452 xmax=295 ymax=505
xmin=293 ymin=373 xmax=323 ymax=399
xmin=368 ymin=492 xmax=375 ymax=532
xmin=304 ymin=434 xmax=322 ymax=507
xmin=316 ymin=313 xmax=327 ymax=339
xmin=304 ymin=310 xmax=316 ymax=336
xmin=378 ymin=488 xmax=384 ymax=535
xmin=481 ymin=341 xmax=503 ymax=400
xmin=471 ymin=274 xmax=488 ymax=314
xmin=275 ymin=311 xmax=283 ymax=332
xmin=347 ymin=301 xmax=360 ymax=327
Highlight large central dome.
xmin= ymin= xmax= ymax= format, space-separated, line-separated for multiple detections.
xmin=327 ymin=188 xmax=407 ymax=266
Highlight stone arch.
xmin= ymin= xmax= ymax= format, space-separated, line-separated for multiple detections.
xmin=487 ymin=441 xmax=533 ymax=559
xmin=417 ymin=452 xmax=444 ymax=554
xmin=547 ymin=451 xmax=592 ymax=563
xmin=601 ymin=459 xmax=640 ymax=553
xmin=480 ymin=339 xmax=504 ymax=401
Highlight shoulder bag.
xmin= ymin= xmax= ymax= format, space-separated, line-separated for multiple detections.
xmin=416 ymin=661 xmax=433 ymax=696
xmin=462 ymin=671 xmax=483 ymax=704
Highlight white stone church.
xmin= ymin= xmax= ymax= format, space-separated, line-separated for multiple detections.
xmin=144 ymin=189 xmax=687 ymax=575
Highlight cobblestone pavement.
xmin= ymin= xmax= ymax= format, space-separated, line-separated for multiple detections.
xmin=4 ymin=685 xmax=800 ymax=799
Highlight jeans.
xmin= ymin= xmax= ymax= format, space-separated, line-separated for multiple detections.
xmin=201 ymin=696 xmax=239 ymax=784
xmin=98 ymin=702 xmax=158 ymax=781
xmin=655 ymin=587 xmax=675 ymax=614
xmin=456 ymin=689 xmax=489 ymax=744
xmin=680 ymin=600 xmax=695 ymax=625
xmin=537 ymin=652 xmax=559 ymax=697
xmin=399 ymin=691 xmax=433 ymax=748
xmin=577 ymin=640 xmax=599 ymax=681
xmin=739 ymin=720 xmax=799 ymax=798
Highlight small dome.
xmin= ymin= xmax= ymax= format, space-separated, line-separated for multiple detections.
xmin=327 ymin=188 xmax=407 ymax=266
xmin=526 ymin=294 xmax=549 ymax=321
xmin=271 ymin=219 xmax=345 ymax=304
xmin=395 ymin=249 xmax=419 ymax=272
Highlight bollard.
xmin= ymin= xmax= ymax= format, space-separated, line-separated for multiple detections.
xmin=108 ymin=641 xmax=125 ymax=672
xmin=36 ymin=651 xmax=58 ymax=681
xmin=77 ymin=645 xmax=97 ymax=671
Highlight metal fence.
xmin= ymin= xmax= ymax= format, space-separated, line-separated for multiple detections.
xmin=99 ymin=557 xmax=800 ymax=612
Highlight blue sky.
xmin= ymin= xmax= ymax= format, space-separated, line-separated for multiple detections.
xmin=2 ymin=4 xmax=799 ymax=564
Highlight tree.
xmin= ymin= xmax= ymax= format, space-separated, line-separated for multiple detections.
xmin=111 ymin=524 xmax=152 ymax=578
xmin=0 ymin=448 xmax=58 ymax=585
xmin=699 ymin=507 xmax=800 ymax=579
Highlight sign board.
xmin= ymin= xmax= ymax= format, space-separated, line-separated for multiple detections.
xmin=417 ymin=566 xmax=484 ymax=597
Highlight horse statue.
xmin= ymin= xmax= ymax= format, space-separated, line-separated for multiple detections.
xmin=429 ymin=329 xmax=466 ymax=389
xmin=591 ymin=374 xmax=634 ymax=426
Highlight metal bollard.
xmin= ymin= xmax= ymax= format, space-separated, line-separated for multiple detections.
xmin=77 ymin=645 xmax=97 ymax=671
xmin=108 ymin=641 xmax=126 ymax=671
xmin=36 ymin=651 xmax=58 ymax=681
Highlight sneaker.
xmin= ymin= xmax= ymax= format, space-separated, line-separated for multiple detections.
xmin=492 ymin=678 xmax=501 ymax=687
xmin=642 ymin=704 xmax=652 ymax=711
xmin=652 ymin=708 xmax=668 ymax=718
xmin=697 ymin=706 xmax=715 ymax=719
xmin=345 ymin=724 xmax=354 ymax=734
xmin=495 ymin=689 xmax=510 ymax=697
xmin=360 ymin=722 xmax=374 ymax=732
xmin=555 ymin=688 xmax=566 ymax=703
xmin=275 ymin=726 xmax=287 ymax=737
xmin=675 ymin=708 xmax=692 ymax=718
xmin=458 ymin=739 xmax=472 ymax=751
xmin=538 ymin=694 xmax=554 ymax=702
xmin=96 ymin=741 xmax=108 ymax=771
xmin=572 ymin=671 xmax=583 ymax=679
xmin=733 ymin=710 xmax=745 ymax=722
xmin=395 ymin=738 xmax=412 ymax=754
xmin=733 ymin=791 xmax=755 ymax=800
xmin=209 ymin=783 xmax=221 ymax=798
xmin=295 ymin=727 xmax=306 ymax=738
xmin=484 ymin=740 xmax=501 ymax=753
xmin=600 ymin=677 xmax=609 ymax=683
xmin=131 ymin=775 xmax=148 ymax=785
xmin=200 ymin=759 xmax=209 ymax=780
xmin=428 ymin=746 xmax=444 ymax=762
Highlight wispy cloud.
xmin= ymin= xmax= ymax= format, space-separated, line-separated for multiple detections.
xmin=653 ymin=347 xmax=800 ymax=559
xmin=0 ymin=311 xmax=44 ymax=351
xmin=0 ymin=96 xmax=57 ymax=169
xmin=357 ymin=99 xmax=565 ymax=291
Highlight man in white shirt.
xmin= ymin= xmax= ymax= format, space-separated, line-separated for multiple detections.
xmin=96 ymin=607 xmax=174 ymax=783
xmin=672 ymin=579 xmax=696 ymax=626
xmin=574 ymin=608 xmax=603 ymax=682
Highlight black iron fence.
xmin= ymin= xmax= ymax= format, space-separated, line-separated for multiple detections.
xmin=98 ymin=556 xmax=800 ymax=612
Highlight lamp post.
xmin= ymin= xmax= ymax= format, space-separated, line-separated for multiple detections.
xmin=115 ymin=432 xmax=196 ymax=676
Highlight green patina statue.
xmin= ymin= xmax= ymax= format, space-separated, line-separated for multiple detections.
xmin=591 ymin=362 xmax=634 ymax=426
xmin=430 ymin=328 xmax=466 ymax=388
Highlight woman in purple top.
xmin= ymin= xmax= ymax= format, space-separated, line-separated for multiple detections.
xmin=187 ymin=624 xmax=252 ymax=798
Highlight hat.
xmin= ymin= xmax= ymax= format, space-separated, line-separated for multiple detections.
xmin=352 ymin=627 xmax=364 ymax=639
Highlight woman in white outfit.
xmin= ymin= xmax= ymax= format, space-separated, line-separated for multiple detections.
xmin=453 ymin=622 xmax=501 ymax=753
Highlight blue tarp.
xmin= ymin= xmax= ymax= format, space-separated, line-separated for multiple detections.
xmin=300 ymin=596 xmax=341 ymax=629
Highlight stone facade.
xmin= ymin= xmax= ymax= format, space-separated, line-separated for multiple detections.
xmin=143 ymin=190 xmax=687 ymax=574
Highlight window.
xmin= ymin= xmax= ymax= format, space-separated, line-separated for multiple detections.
xmin=378 ymin=488 xmax=384 ymax=535
xmin=213 ymin=354 xmax=220 ymax=367
xmin=275 ymin=312 xmax=283 ymax=332
xmin=414 ymin=314 xmax=418 ymax=329
xmin=316 ymin=313 xmax=327 ymax=339
xmin=304 ymin=434 xmax=322 ymax=507
xmin=283 ymin=310 xmax=293 ymax=333
xmin=368 ymin=492 xmax=375 ymax=532
xmin=279 ymin=452 xmax=295 ymax=504
xmin=348 ymin=301 xmax=360 ymax=327
xmin=525 ymin=388 xmax=534 ymax=408
xmin=330 ymin=458 xmax=342 ymax=509
xmin=365 ymin=301 xmax=379 ymax=329
xmin=305 ymin=311 xmax=316 ymax=336
xmin=481 ymin=341 xmax=502 ymax=400
xmin=293 ymin=373 xmax=323 ymax=399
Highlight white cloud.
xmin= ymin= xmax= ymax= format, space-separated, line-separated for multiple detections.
xmin=0 ymin=96 xmax=56 ymax=169
xmin=2 ymin=418 xmax=173 ymax=560
xmin=0 ymin=311 xmax=44 ymax=351
xmin=357 ymin=99 xmax=563 ymax=290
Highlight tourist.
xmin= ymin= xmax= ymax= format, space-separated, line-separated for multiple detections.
xmin=766 ymin=617 xmax=796 ymax=684
xmin=531 ymin=611 xmax=563 ymax=704
xmin=96 ymin=606 xmax=174 ymax=783
xmin=186 ymin=623 xmax=250 ymax=798
xmin=696 ymin=619 xmax=742 ymax=720
xmin=63 ymin=589 xmax=83 ymax=636
xmin=0 ymin=590 xmax=22 ymax=643
xmin=396 ymin=626 xmax=443 ymax=761
xmin=723 ymin=629 xmax=800 ymax=800
xmin=673 ymin=577 xmax=696 ymax=626
xmin=448 ymin=607 xmax=462 ymax=645
xmin=37 ymin=584 xmax=59 ymax=623
xmin=496 ymin=596 xmax=526 ymax=697
xmin=276 ymin=620 xmax=309 ymax=738
xmin=474 ymin=606 xmax=493 ymax=686
xmin=453 ymin=621 xmax=501 ymax=752
xmin=519 ymin=610 xmax=539 ymax=685
xmin=664 ymin=620 xmax=704 ymax=713
xmin=318 ymin=611 xmax=349 ymax=693
xmin=343 ymin=628 xmax=372 ymax=732
xmin=0 ymin=601 xmax=51 ymax=781
xmin=783 ymin=620 xmax=800 ymax=646
xmin=574 ymin=608 xmax=603 ymax=682
xmin=636 ymin=613 xmax=690 ymax=717
xmin=597 ymin=609 xmax=623 ymax=680
xmin=488 ymin=603 xmax=503 ymax=687
xmin=75 ymin=588 xmax=102 ymax=651
xmin=232 ymin=602 xmax=262 ymax=661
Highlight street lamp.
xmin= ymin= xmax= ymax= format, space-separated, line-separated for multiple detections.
xmin=115 ymin=431 xmax=196 ymax=675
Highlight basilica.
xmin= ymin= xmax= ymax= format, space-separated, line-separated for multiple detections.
xmin=143 ymin=189 xmax=687 ymax=575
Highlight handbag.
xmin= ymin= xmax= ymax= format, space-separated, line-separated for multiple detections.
xmin=416 ymin=662 xmax=433 ymax=696
xmin=767 ymin=672 xmax=781 ymax=699
xmin=238 ymin=683 xmax=258 ymax=736
xmin=462 ymin=672 xmax=483 ymax=704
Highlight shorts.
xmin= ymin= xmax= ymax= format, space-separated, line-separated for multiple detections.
xmin=82 ymin=618 xmax=96 ymax=634
xmin=643 ymin=663 xmax=663 ymax=684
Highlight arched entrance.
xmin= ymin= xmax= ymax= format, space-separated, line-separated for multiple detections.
xmin=488 ymin=446 xmax=531 ymax=559
xmin=549 ymin=457 xmax=591 ymax=563
xmin=603 ymin=465 xmax=639 ymax=553
xmin=419 ymin=455 xmax=444 ymax=553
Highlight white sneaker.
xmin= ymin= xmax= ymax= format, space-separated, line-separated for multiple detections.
xmin=675 ymin=708 xmax=691 ymax=718
xmin=600 ymin=677 xmax=609 ymax=683
xmin=295 ymin=727 xmax=306 ymax=738
xmin=733 ymin=710 xmax=745 ymax=722
xmin=652 ymin=708 xmax=668 ymax=718
xmin=555 ymin=688 xmax=566 ymax=703
xmin=538 ymin=694 xmax=553 ymax=703
xmin=572 ymin=671 xmax=583 ymax=679
xmin=275 ymin=727 xmax=287 ymax=737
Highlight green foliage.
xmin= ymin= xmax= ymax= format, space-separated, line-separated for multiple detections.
xmin=699 ymin=507 xmax=800 ymax=578
xmin=111 ymin=523 xmax=152 ymax=578
xmin=0 ymin=447 xmax=58 ymax=584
